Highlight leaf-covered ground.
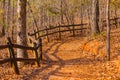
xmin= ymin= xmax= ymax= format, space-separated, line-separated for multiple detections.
xmin=1 ymin=29 xmax=120 ymax=80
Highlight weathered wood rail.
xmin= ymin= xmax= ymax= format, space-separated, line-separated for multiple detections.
xmin=102 ymin=17 xmax=120 ymax=27
xmin=29 ymin=23 xmax=87 ymax=36
xmin=0 ymin=37 xmax=42 ymax=75
xmin=28 ymin=17 xmax=120 ymax=42
xmin=28 ymin=23 xmax=88 ymax=42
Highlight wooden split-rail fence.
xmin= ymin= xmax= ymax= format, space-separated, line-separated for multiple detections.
xmin=0 ymin=37 xmax=42 ymax=75
xmin=28 ymin=23 xmax=88 ymax=42
xmin=28 ymin=17 xmax=120 ymax=42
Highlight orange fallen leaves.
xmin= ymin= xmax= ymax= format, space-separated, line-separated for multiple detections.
xmin=82 ymin=40 xmax=105 ymax=57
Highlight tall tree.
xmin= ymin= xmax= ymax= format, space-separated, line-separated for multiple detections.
xmin=106 ymin=0 xmax=110 ymax=61
xmin=60 ymin=0 xmax=63 ymax=24
xmin=11 ymin=0 xmax=15 ymax=40
xmin=7 ymin=0 xmax=10 ymax=34
xmin=1 ymin=0 xmax=5 ymax=36
xmin=91 ymin=0 xmax=100 ymax=35
xmin=17 ymin=0 xmax=28 ymax=66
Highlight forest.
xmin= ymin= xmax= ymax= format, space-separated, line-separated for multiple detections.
xmin=0 ymin=0 xmax=120 ymax=79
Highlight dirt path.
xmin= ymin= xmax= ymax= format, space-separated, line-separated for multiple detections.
xmin=22 ymin=37 xmax=120 ymax=80
xmin=1 ymin=35 xmax=120 ymax=80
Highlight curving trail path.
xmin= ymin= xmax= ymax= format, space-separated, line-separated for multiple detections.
xmin=23 ymin=36 xmax=120 ymax=80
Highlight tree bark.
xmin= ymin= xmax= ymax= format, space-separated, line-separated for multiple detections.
xmin=17 ymin=0 xmax=28 ymax=66
xmin=80 ymin=0 xmax=83 ymax=33
xmin=106 ymin=0 xmax=110 ymax=61
xmin=60 ymin=0 xmax=64 ymax=25
xmin=2 ymin=0 xmax=5 ymax=36
xmin=91 ymin=0 xmax=100 ymax=35
xmin=5 ymin=0 xmax=10 ymax=37
xmin=12 ymin=0 xmax=15 ymax=41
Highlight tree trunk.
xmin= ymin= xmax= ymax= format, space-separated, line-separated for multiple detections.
xmin=17 ymin=0 xmax=28 ymax=66
xmin=5 ymin=0 xmax=10 ymax=37
xmin=60 ymin=0 xmax=64 ymax=25
xmin=80 ymin=0 xmax=83 ymax=33
xmin=91 ymin=0 xmax=100 ymax=35
xmin=114 ymin=7 xmax=117 ymax=28
xmin=12 ymin=0 xmax=15 ymax=41
xmin=106 ymin=0 xmax=110 ymax=61
xmin=2 ymin=0 xmax=5 ymax=36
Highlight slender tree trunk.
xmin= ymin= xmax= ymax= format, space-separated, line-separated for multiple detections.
xmin=91 ymin=0 xmax=100 ymax=35
xmin=80 ymin=0 xmax=83 ymax=33
xmin=27 ymin=1 xmax=39 ymax=31
xmin=114 ymin=7 xmax=117 ymax=28
xmin=2 ymin=0 xmax=5 ymax=36
xmin=5 ymin=0 xmax=10 ymax=37
xmin=99 ymin=5 xmax=104 ymax=32
xmin=12 ymin=0 xmax=15 ymax=41
xmin=60 ymin=0 xmax=64 ymax=25
xmin=106 ymin=0 xmax=110 ymax=61
xmin=17 ymin=0 xmax=28 ymax=66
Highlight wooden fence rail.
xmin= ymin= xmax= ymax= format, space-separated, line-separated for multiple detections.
xmin=0 ymin=45 xmax=9 ymax=49
xmin=103 ymin=17 xmax=120 ymax=22
xmin=28 ymin=23 xmax=87 ymax=36
xmin=28 ymin=17 xmax=120 ymax=42
xmin=0 ymin=58 xmax=36 ymax=64
xmin=0 ymin=37 xmax=42 ymax=75
xmin=28 ymin=23 xmax=88 ymax=42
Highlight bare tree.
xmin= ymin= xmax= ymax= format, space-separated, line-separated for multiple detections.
xmin=91 ymin=0 xmax=100 ymax=35
xmin=1 ymin=0 xmax=5 ymax=36
xmin=11 ymin=0 xmax=15 ymax=40
xmin=106 ymin=0 xmax=110 ymax=61
xmin=17 ymin=0 xmax=28 ymax=66
xmin=5 ymin=0 xmax=10 ymax=37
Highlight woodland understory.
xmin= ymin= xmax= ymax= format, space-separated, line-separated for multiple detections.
xmin=0 ymin=0 xmax=120 ymax=80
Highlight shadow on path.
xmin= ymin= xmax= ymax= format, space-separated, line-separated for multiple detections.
xmin=23 ymin=39 xmax=104 ymax=80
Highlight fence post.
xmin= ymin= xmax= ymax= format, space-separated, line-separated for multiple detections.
xmin=34 ymin=42 xmax=40 ymax=67
xmin=58 ymin=24 xmax=61 ymax=40
xmin=118 ymin=18 xmax=120 ymax=28
xmin=35 ymin=29 xmax=40 ymax=40
xmin=7 ymin=42 xmax=12 ymax=67
xmin=72 ymin=24 xmax=75 ymax=37
xmin=45 ymin=26 xmax=50 ymax=42
xmin=28 ymin=33 xmax=32 ymax=44
xmin=114 ymin=17 xmax=117 ymax=28
xmin=34 ymin=30 xmax=38 ymax=40
xmin=7 ymin=37 xmax=19 ymax=75
xmin=39 ymin=38 xmax=42 ymax=62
